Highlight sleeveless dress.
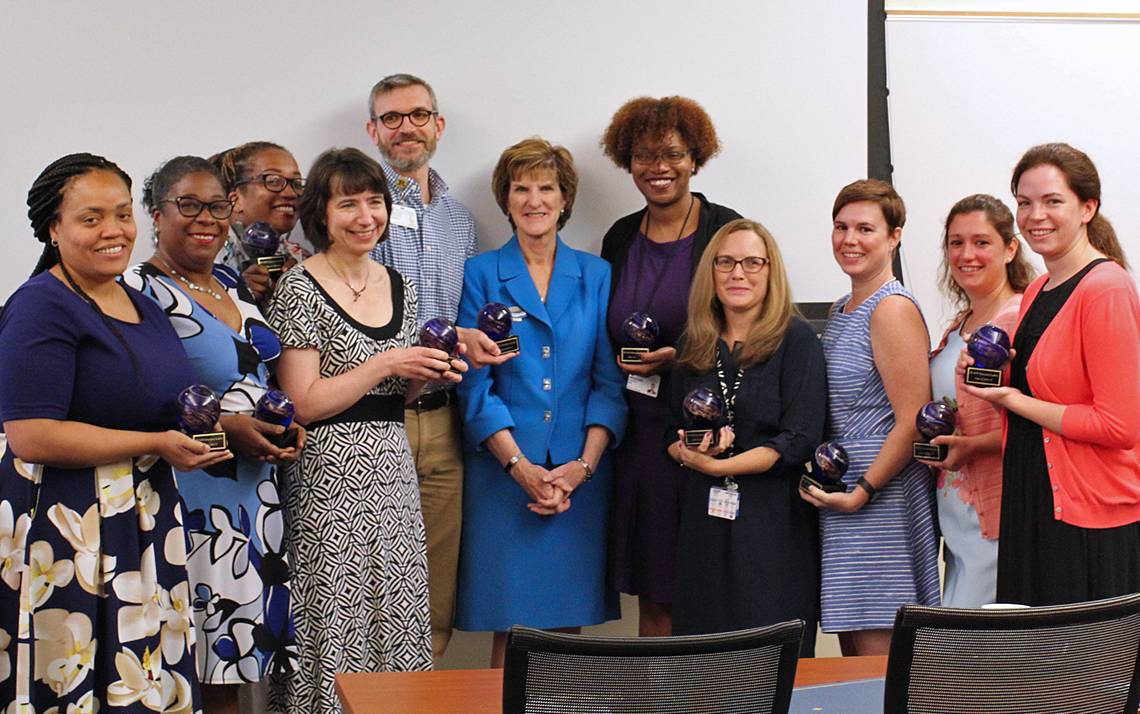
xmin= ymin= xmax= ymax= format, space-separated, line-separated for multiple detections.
xmin=125 ymin=263 xmax=298 ymax=684
xmin=819 ymin=279 xmax=940 ymax=631
xmin=0 ymin=272 xmax=201 ymax=713
xmin=267 ymin=265 xmax=431 ymax=714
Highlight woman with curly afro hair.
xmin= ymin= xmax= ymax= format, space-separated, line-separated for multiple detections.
xmin=600 ymin=96 xmax=740 ymax=636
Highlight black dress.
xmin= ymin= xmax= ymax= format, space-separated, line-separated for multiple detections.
xmin=997 ymin=259 xmax=1140 ymax=605
xmin=668 ymin=320 xmax=826 ymax=656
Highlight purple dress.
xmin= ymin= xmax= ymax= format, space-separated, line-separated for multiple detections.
xmin=607 ymin=231 xmax=695 ymax=603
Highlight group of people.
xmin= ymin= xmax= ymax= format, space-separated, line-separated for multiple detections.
xmin=0 ymin=71 xmax=1137 ymax=714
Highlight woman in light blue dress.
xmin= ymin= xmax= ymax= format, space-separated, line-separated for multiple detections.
xmin=800 ymin=179 xmax=940 ymax=656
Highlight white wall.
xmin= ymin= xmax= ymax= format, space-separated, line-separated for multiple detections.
xmin=886 ymin=4 xmax=1140 ymax=336
xmin=0 ymin=0 xmax=867 ymax=303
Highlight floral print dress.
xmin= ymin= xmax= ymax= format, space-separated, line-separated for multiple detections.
xmin=0 ymin=272 xmax=202 ymax=713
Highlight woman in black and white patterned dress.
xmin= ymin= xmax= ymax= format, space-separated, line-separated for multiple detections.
xmin=267 ymin=148 xmax=466 ymax=713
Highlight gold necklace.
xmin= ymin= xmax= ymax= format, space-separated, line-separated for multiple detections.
xmin=159 ymin=259 xmax=222 ymax=301
xmin=327 ymin=258 xmax=369 ymax=302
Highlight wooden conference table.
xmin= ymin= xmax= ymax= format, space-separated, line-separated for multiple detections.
xmin=337 ymin=655 xmax=888 ymax=714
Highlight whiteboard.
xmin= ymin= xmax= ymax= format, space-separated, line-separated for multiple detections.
xmin=0 ymin=1 xmax=867 ymax=303
xmin=886 ymin=5 xmax=1140 ymax=338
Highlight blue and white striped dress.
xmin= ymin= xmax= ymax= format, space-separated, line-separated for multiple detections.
xmin=819 ymin=279 xmax=941 ymax=631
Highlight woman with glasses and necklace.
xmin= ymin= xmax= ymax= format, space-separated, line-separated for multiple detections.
xmin=126 ymin=155 xmax=302 ymax=714
xmin=268 ymin=147 xmax=466 ymax=713
xmin=211 ymin=142 xmax=310 ymax=303
xmin=600 ymin=96 xmax=741 ymax=637
xmin=665 ymin=219 xmax=825 ymax=653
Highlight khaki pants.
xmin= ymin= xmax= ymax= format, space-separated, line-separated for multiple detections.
xmin=404 ymin=403 xmax=463 ymax=661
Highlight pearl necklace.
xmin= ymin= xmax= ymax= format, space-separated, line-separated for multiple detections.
xmin=159 ymin=259 xmax=223 ymax=301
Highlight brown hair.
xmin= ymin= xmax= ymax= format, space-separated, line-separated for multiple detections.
xmin=210 ymin=141 xmax=290 ymax=193
xmin=491 ymin=137 xmax=577 ymax=230
xmin=368 ymin=73 xmax=438 ymax=116
xmin=601 ymin=96 xmax=721 ymax=171
xmin=298 ymin=147 xmax=392 ymax=252
xmin=1010 ymin=142 xmax=1128 ymax=269
xmin=938 ymin=194 xmax=1036 ymax=311
xmin=832 ymin=178 xmax=906 ymax=232
xmin=679 ymin=218 xmax=797 ymax=372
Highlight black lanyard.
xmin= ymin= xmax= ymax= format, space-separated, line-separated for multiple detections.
xmin=715 ymin=345 xmax=743 ymax=426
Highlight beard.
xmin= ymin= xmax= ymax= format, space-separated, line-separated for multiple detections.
xmin=380 ymin=133 xmax=437 ymax=173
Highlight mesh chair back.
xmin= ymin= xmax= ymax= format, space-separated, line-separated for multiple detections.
xmin=503 ymin=621 xmax=804 ymax=714
xmin=884 ymin=593 xmax=1140 ymax=713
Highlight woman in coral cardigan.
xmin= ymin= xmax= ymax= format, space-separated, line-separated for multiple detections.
xmin=963 ymin=143 xmax=1140 ymax=606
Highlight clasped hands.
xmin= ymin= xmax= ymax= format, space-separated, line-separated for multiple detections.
xmin=668 ymin=425 xmax=735 ymax=474
xmin=510 ymin=459 xmax=591 ymax=516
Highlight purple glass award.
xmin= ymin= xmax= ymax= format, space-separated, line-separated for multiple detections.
xmin=965 ymin=324 xmax=1011 ymax=388
xmin=619 ymin=312 xmax=660 ymax=364
xmin=255 ymin=389 xmax=299 ymax=449
xmin=477 ymin=302 xmax=519 ymax=355
xmin=682 ymin=387 xmax=725 ymax=447
xmin=418 ymin=317 xmax=460 ymax=369
xmin=241 ymin=221 xmax=285 ymax=274
xmin=912 ymin=398 xmax=958 ymax=461
xmin=177 ymin=384 xmax=227 ymax=451
xmin=801 ymin=441 xmax=850 ymax=493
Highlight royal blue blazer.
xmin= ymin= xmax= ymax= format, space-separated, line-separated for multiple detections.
xmin=456 ymin=236 xmax=627 ymax=463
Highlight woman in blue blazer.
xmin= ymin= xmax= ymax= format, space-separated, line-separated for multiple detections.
xmin=455 ymin=138 xmax=627 ymax=667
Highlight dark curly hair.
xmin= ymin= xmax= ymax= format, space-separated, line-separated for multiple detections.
xmin=601 ymin=96 xmax=721 ymax=171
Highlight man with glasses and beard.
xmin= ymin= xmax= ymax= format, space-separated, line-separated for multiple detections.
xmin=365 ymin=73 xmax=509 ymax=661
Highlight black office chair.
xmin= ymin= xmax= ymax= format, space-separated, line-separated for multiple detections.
xmin=502 ymin=620 xmax=804 ymax=714
xmin=884 ymin=592 xmax=1140 ymax=713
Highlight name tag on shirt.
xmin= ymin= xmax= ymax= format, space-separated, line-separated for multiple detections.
xmin=391 ymin=205 xmax=418 ymax=230
xmin=708 ymin=486 xmax=740 ymax=520
xmin=626 ymin=374 xmax=661 ymax=398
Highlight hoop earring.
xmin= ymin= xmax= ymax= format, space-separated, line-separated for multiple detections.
xmin=51 ymin=239 xmax=58 ymax=247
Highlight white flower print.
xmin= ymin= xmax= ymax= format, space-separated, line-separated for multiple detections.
xmin=0 ymin=627 xmax=11 ymax=684
xmin=32 ymin=608 xmax=96 ymax=697
xmin=27 ymin=540 xmax=75 ymax=608
xmin=159 ymin=580 xmax=194 ymax=666
xmin=48 ymin=504 xmax=116 ymax=596
xmin=96 ymin=461 xmax=136 ymax=517
xmin=106 ymin=646 xmax=194 ymax=713
xmin=44 ymin=690 xmax=100 ymax=713
xmin=11 ymin=456 xmax=42 ymax=484
xmin=0 ymin=501 xmax=31 ymax=591
xmin=111 ymin=545 xmax=162 ymax=643
xmin=164 ymin=501 xmax=188 ymax=568
xmin=135 ymin=480 xmax=160 ymax=532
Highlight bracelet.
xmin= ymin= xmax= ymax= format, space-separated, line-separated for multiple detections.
xmin=503 ymin=453 xmax=524 ymax=475
xmin=855 ymin=477 xmax=878 ymax=501
xmin=576 ymin=458 xmax=594 ymax=483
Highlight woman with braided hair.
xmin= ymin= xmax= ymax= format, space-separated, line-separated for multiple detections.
xmin=0 ymin=153 xmax=231 ymax=713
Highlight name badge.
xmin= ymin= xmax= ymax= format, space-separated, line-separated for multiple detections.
xmin=625 ymin=374 xmax=661 ymax=398
xmin=390 ymin=205 xmax=419 ymax=230
xmin=708 ymin=485 xmax=740 ymax=520
xmin=508 ymin=305 xmax=527 ymax=322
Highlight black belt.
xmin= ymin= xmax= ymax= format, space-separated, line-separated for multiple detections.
xmin=408 ymin=389 xmax=457 ymax=413
xmin=309 ymin=394 xmax=405 ymax=430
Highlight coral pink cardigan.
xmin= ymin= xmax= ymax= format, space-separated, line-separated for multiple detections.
xmin=1009 ymin=261 xmax=1140 ymax=528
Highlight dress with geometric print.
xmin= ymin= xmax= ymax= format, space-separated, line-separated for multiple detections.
xmin=0 ymin=271 xmax=203 ymax=713
xmin=125 ymin=263 xmax=298 ymax=687
xmin=266 ymin=265 xmax=431 ymax=714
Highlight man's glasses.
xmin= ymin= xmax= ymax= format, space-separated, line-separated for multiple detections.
xmin=371 ymin=109 xmax=438 ymax=129
xmin=631 ymin=149 xmax=690 ymax=166
xmin=713 ymin=256 xmax=770 ymax=273
xmin=234 ymin=173 xmax=305 ymax=194
xmin=159 ymin=196 xmax=235 ymax=220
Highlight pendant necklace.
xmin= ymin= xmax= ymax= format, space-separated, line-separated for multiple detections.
xmin=328 ymin=259 xmax=368 ymax=302
xmin=643 ymin=193 xmax=696 ymax=243
xmin=159 ymin=259 xmax=223 ymax=301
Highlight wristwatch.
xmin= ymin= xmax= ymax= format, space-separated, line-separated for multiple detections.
xmin=503 ymin=453 xmax=524 ymax=475
xmin=576 ymin=458 xmax=594 ymax=483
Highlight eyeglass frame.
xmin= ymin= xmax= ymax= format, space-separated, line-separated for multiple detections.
xmin=631 ymin=149 xmax=691 ymax=166
xmin=157 ymin=196 xmax=236 ymax=220
xmin=370 ymin=109 xmax=440 ymax=130
xmin=712 ymin=255 xmax=770 ymax=273
xmin=233 ymin=173 xmax=306 ymax=194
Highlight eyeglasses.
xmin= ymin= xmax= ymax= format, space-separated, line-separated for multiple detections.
xmin=713 ymin=255 xmax=770 ymax=273
xmin=234 ymin=173 xmax=306 ymax=193
xmin=371 ymin=109 xmax=438 ymax=129
xmin=631 ymin=149 xmax=690 ymax=166
xmin=159 ymin=196 xmax=235 ymax=220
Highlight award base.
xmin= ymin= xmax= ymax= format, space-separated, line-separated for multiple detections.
xmin=495 ymin=335 xmax=520 ymax=355
xmin=800 ymin=475 xmax=847 ymax=494
xmin=193 ymin=432 xmax=229 ymax=452
xmin=912 ymin=442 xmax=947 ymax=461
xmin=619 ymin=347 xmax=650 ymax=364
xmin=269 ymin=427 xmax=299 ymax=449
xmin=965 ymin=366 xmax=1003 ymax=388
xmin=683 ymin=428 xmax=719 ymax=448
xmin=256 ymin=255 xmax=286 ymax=274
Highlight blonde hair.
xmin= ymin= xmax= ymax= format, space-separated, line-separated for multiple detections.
xmin=679 ymin=218 xmax=797 ymax=372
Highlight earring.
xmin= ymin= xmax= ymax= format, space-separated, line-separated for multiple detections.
xmin=50 ymin=239 xmax=58 ymax=247
xmin=560 ymin=209 xmax=565 ymax=215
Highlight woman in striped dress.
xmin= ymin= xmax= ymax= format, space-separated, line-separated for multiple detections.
xmin=800 ymin=179 xmax=940 ymax=656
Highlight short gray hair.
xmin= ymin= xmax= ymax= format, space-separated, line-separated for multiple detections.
xmin=368 ymin=73 xmax=438 ymax=116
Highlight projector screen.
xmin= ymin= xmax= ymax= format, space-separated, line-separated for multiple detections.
xmin=0 ymin=1 xmax=868 ymax=304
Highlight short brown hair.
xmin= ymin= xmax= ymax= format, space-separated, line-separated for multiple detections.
xmin=368 ymin=73 xmax=438 ymax=116
xmin=298 ymin=147 xmax=392 ymax=252
xmin=491 ymin=137 xmax=577 ymax=230
xmin=832 ymin=178 xmax=906 ymax=232
xmin=601 ymin=96 xmax=721 ymax=171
